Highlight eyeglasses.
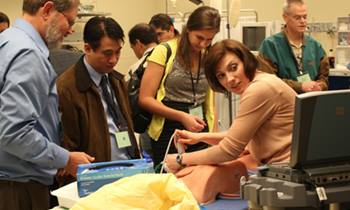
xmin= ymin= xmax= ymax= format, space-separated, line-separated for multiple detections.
xmin=59 ymin=12 xmax=75 ymax=27
xmin=289 ymin=14 xmax=307 ymax=22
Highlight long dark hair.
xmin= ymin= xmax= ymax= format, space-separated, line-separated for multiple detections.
xmin=177 ymin=6 xmax=220 ymax=69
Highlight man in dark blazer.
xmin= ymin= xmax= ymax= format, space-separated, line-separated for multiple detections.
xmin=56 ymin=16 xmax=140 ymax=184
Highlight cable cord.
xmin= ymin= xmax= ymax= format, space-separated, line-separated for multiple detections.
xmin=160 ymin=132 xmax=176 ymax=174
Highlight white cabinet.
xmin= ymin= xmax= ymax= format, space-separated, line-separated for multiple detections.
xmin=335 ymin=17 xmax=350 ymax=69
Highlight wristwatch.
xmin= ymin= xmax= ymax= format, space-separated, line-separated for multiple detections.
xmin=176 ymin=153 xmax=186 ymax=167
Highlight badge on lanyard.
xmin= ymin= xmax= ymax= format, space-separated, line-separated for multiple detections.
xmin=297 ymin=73 xmax=311 ymax=83
xmin=115 ymin=131 xmax=131 ymax=148
xmin=293 ymin=46 xmax=310 ymax=83
xmin=189 ymin=105 xmax=204 ymax=119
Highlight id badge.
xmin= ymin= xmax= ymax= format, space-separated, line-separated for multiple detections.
xmin=114 ymin=131 xmax=131 ymax=148
xmin=189 ymin=105 xmax=203 ymax=119
xmin=297 ymin=73 xmax=311 ymax=83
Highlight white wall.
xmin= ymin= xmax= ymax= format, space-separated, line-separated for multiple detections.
xmin=164 ymin=0 xmax=349 ymax=57
xmin=1 ymin=0 xmax=22 ymax=23
xmin=162 ymin=0 xmax=349 ymax=22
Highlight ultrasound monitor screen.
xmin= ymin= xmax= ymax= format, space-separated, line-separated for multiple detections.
xmin=290 ymin=89 xmax=350 ymax=168
xmin=307 ymin=96 xmax=350 ymax=161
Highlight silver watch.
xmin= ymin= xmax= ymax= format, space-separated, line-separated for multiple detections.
xmin=176 ymin=153 xmax=185 ymax=167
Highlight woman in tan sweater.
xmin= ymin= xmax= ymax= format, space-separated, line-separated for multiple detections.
xmin=165 ymin=39 xmax=296 ymax=172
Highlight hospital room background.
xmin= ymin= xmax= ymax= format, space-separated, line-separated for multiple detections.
xmin=2 ymin=0 xmax=350 ymax=130
xmin=2 ymin=0 xmax=349 ymax=73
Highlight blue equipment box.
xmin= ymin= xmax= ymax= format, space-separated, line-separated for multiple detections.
xmin=77 ymin=159 xmax=154 ymax=197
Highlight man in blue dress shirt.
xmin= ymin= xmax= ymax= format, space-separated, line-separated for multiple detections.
xmin=0 ymin=0 xmax=94 ymax=209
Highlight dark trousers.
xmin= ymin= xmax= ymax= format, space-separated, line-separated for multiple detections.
xmin=151 ymin=101 xmax=208 ymax=169
xmin=0 ymin=180 xmax=49 ymax=210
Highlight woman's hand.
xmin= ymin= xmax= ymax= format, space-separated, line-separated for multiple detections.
xmin=175 ymin=129 xmax=202 ymax=146
xmin=164 ymin=154 xmax=183 ymax=173
xmin=181 ymin=112 xmax=206 ymax=132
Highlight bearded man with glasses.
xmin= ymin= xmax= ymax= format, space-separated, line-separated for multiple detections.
xmin=257 ymin=0 xmax=329 ymax=94
xmin=0 ymin=1 xmax=95 ymax=209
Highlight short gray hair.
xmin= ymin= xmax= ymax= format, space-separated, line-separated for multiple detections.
xmin=23 ymin=0 xmax=79 ymax=15
xmin=283 ymin=0 xmax=304 ymax=15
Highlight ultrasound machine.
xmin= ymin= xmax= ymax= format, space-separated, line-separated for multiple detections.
xmin=240 ymin=89 xmax=350 ymax=210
